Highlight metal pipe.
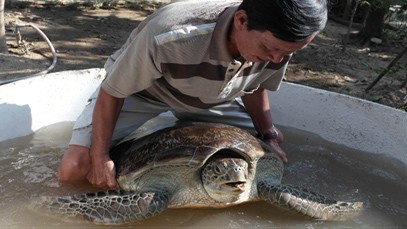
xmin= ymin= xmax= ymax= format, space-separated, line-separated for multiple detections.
xmin=0 ymin=23 xmax=58 ymax=85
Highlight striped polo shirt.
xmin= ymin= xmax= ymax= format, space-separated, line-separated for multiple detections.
xmin=102 ymin=0 xmax=289 ymax=113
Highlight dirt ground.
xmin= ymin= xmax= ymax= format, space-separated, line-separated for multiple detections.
xmin=1 ymin=3 xmax=406 ymax=111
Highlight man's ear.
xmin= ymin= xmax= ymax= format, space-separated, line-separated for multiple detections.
xmin=234 ymin=10 xmax=248 ymax=31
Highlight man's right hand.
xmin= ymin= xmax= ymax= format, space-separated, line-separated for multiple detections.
xmin=86 ymin=88 xmax=124 ymax=190
xmin=86 ymin=154 xmax=119 ymax=190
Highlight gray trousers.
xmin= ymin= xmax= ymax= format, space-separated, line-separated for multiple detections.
xmin=69 ymin=88 xmax=255 ymax=148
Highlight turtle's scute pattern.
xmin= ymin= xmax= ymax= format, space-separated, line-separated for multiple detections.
xmin=112 ymin=123 xmax=263 ymax=180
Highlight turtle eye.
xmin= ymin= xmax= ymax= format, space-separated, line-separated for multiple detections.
xmin=213 ymin=165 xmax=223 ymax=175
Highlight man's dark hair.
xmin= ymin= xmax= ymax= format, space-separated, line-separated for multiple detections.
xmin=238 ymin=0 xmax=328 ymax=42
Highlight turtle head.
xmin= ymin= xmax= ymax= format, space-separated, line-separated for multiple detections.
xmin=201 ymin=152 xmax=249 ymax=203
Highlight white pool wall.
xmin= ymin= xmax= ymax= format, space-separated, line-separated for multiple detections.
xmin=0 ymin=68 xmax=104 ymax=141
xmin=0 ymin=68 xmax=406 ymax=164
xmin=269 ymin=83 xmax=406 ymax=163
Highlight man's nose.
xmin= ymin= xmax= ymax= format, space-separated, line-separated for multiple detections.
xmin=266 ymin=52 xmax=284 ymax=63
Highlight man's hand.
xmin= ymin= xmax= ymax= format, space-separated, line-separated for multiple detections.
xmin=264 ymin=138 xmax=287 ymax=163
xmin=86 ymin=88 xmax=124 ymax=190
xmin=87 ymin=154 xmax=119 ymax=190
xmin=241 ymin=88 xmax=287 ymax=162
xmin=261 ymin=126 xmax=288 ymax=163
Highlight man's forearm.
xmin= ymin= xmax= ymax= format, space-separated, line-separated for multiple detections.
xmin=242 ymin=88 xmax=287 ymax=162
xmin=90 ymin=88 xmax=124 ymax=161
xmin=241 ymin=88 xmax=276 ymax=138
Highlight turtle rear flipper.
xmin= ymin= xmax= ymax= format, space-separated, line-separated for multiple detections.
xmin=258 ymin=182 xmax=363 ymax=221
xmin=31 ymin=190 xmax=169 ymax=225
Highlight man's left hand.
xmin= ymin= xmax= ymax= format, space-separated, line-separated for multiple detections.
xmin=261 ymin=126 xmax=287 ymax=163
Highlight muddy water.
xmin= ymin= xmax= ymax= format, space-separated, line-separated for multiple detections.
xmin=0 ymin=122 xmax=406 ymax=228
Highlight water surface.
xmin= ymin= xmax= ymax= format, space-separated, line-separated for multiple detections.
xmin=0 ymin=122 xmax=406 ymax=228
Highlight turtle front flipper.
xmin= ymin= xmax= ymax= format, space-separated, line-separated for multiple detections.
xmin=258 ymin=182 xmax=363 ymax=221
xmin=31 ymin=190 xmax=169 ymax=225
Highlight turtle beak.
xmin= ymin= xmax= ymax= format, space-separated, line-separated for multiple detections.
xmin=224 ymin=181 xmax=246 ymax=192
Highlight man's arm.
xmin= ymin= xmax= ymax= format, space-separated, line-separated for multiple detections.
xmin=241 ymin=88 xmax=288 ymax=163
xmin=87 ymin=88 xmax=124 ymax=189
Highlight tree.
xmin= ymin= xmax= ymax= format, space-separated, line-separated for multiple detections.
xmin=342 ymin=0 xmax=361 ymax=51
xmin=0 ymin=0 xmax=7 ymax=53
xmin=359 ymin=0 xmax=391 ymax=42
xmin=343 ymin=0 xmax=354 ymax=20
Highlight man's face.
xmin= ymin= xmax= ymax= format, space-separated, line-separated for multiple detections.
xmin=231 ymin=10 xmax=316 ymax=63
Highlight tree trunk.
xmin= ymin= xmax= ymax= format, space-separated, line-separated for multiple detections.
xmin=342 ymin=0 xmax=360 ymax=52
xmin=360 ymin=1 xmax=389 ymax=41
xmin=342 ymin=0 xmax=353 ymax=20
xmin=0 ymin=0 xmax=8 ymax=53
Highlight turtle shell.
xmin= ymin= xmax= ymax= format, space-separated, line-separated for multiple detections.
xmin=110 ymin=122 xmax=270 ymax=183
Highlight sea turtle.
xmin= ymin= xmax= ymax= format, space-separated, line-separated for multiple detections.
xmin=35 ymin=122 xmax=363 ymax=224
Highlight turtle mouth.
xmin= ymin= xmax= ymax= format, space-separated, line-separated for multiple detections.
xmin=224 ymin=181 xmax=246 ymax=191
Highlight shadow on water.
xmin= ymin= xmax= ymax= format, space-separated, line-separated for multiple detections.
xmin=282 ymin=127 xmax=407 ymax=228
xmin=0 ymin=122 xmax=406 ymax=228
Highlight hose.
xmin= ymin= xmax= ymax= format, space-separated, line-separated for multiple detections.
xmin=0 ymin=23 xmax=58 ymax=85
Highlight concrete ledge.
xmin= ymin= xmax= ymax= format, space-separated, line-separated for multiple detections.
xmin=1 ymin=68 xmax=406 ymax=165
xmin=269 ymin=82 xmax=407 ymax=163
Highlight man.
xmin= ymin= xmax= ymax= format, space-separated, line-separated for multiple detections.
xmin=58 ymin=0 xmax=328 ymax=189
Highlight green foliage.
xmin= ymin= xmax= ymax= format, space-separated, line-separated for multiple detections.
xmin=365 ymin=0 xmax=391 ymax=10
xmin=384 ymin=27 xmax=406 ymax=40
xmin=385 ymin=2 xmax=407 ymax=39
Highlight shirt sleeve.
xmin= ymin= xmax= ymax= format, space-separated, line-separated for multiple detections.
xmin=102 ymin=25 xmax=163 ymax=98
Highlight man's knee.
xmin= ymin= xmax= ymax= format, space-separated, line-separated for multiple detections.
xmin=57 ymin=145 xmax=91 ymax=181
